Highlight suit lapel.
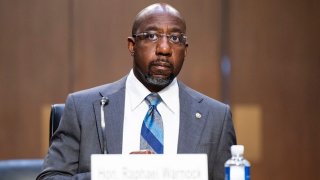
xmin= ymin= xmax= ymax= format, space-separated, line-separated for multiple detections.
xmin=93 ymin=77 xmax=126 ymax=154
xmin=177 ymin=82 xmax=207 ymax=153
xmin=104 ymin=89 xmax=125 ymax=153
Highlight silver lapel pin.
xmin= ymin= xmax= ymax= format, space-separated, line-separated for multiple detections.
xmin=195 ymin=112 xmax=202 ymax=119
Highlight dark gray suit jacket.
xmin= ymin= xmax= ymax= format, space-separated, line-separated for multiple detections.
xmin=37 ymin=76 xmax=236 ymax=180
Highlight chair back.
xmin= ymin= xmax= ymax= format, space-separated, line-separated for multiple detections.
xmin=0 ymin=159 xmax=43 ymax=180
xmin=0 ymin=104 xmax=65 ymax=179
xmin=49 ymin=104 xmax=65 ymax=145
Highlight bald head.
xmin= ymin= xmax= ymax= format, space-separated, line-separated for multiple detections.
xmin=132 ymin=3 xmax=186 ymax=35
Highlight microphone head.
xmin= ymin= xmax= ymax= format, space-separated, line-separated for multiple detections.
xmin=100 ymin=96 xmax=109 ymax=105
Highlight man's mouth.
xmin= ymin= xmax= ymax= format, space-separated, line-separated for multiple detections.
xmin=149 ymin=59 xmax=173 ymax=74
xmin=149 ymin=63 xmax=172 ymax=77
xmin=151 ymin=64 xmax=170 ymax=71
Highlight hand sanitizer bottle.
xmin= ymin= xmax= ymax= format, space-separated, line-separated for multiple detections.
xmin=225 ymin=145 xmax=250 ymax=180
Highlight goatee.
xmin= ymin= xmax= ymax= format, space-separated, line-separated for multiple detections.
xmin=144 ymin=73 xmax=174 ymax=87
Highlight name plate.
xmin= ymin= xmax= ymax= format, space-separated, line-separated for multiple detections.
xmin=91 ymin=154 xmax=208 ymax=180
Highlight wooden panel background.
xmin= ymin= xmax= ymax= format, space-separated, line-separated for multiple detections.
xmin=0 ymin=0 xmax=221 ymax=158
xmin=0 ymin=0 xmax=70 ymax=158
xmin=228 ymin=0 xmax=320 ymax=179
xmin=0 ymin=0 xmax=319 ymax=180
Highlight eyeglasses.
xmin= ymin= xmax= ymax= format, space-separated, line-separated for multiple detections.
xmin=133 ymin=31 xmax=187 ymax=45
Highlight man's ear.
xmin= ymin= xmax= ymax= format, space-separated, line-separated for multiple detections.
xmin=184 ymin=42 xmax=188 ymax=57
xmin=128 ymin=37 xmax=135 ymax=56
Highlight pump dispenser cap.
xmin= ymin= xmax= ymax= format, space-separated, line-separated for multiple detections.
xmin=231 ymin=145 xmax=244 ymax=156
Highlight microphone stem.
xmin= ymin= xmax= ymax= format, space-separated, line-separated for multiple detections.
xmin=100 ymin=97 xmax=108 ymax=154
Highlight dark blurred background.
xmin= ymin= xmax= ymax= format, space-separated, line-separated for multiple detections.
xmin=0 ymin=0 xmax=319 ymax=179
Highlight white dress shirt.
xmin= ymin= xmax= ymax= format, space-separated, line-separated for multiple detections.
xmin=122 ymin=70 xmax=180 ymax=154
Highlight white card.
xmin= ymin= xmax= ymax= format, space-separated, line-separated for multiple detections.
xmin=91 ymin=154 xmax=208 ymax=180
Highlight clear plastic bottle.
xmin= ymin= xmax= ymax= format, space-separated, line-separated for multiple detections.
xmin=225 ymin=145 xmax=250 ymax=180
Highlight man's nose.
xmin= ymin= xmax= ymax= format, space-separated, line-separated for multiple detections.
xmin=155 ymin=37 xmax=172 ymax=57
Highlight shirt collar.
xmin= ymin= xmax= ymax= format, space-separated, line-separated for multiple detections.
xmin=126 ymin=69 xmax=179 ymax=113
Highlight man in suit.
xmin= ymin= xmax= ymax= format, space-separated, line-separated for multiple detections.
xmin=37 ymin=3 xmax=236 ymax=180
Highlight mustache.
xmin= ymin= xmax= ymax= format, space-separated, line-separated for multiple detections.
xmin=149 ymin=58 xmax=173 ymax=69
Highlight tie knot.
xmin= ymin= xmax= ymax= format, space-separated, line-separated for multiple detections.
xmin=145 ymin=93 xmax=161 ymax=106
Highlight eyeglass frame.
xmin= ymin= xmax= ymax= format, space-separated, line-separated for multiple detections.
xmin=132 ymin=31 xmax=188 ymax=45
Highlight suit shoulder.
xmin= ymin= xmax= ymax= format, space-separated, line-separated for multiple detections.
xmin=68 ymin=76 xmax=126 ymax=102
xmin=179 ymin=81 xmax=229 ymax=109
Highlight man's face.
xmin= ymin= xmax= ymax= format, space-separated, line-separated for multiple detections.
xmin=128 ymin=13 xmax=188 ymax=92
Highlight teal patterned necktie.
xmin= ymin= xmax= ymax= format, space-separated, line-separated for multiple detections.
xmin=140 ymin=93 xmax=164 ymax=154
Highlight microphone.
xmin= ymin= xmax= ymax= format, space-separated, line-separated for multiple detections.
xmin=100 ymin=96 xmax=109 ymax=154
